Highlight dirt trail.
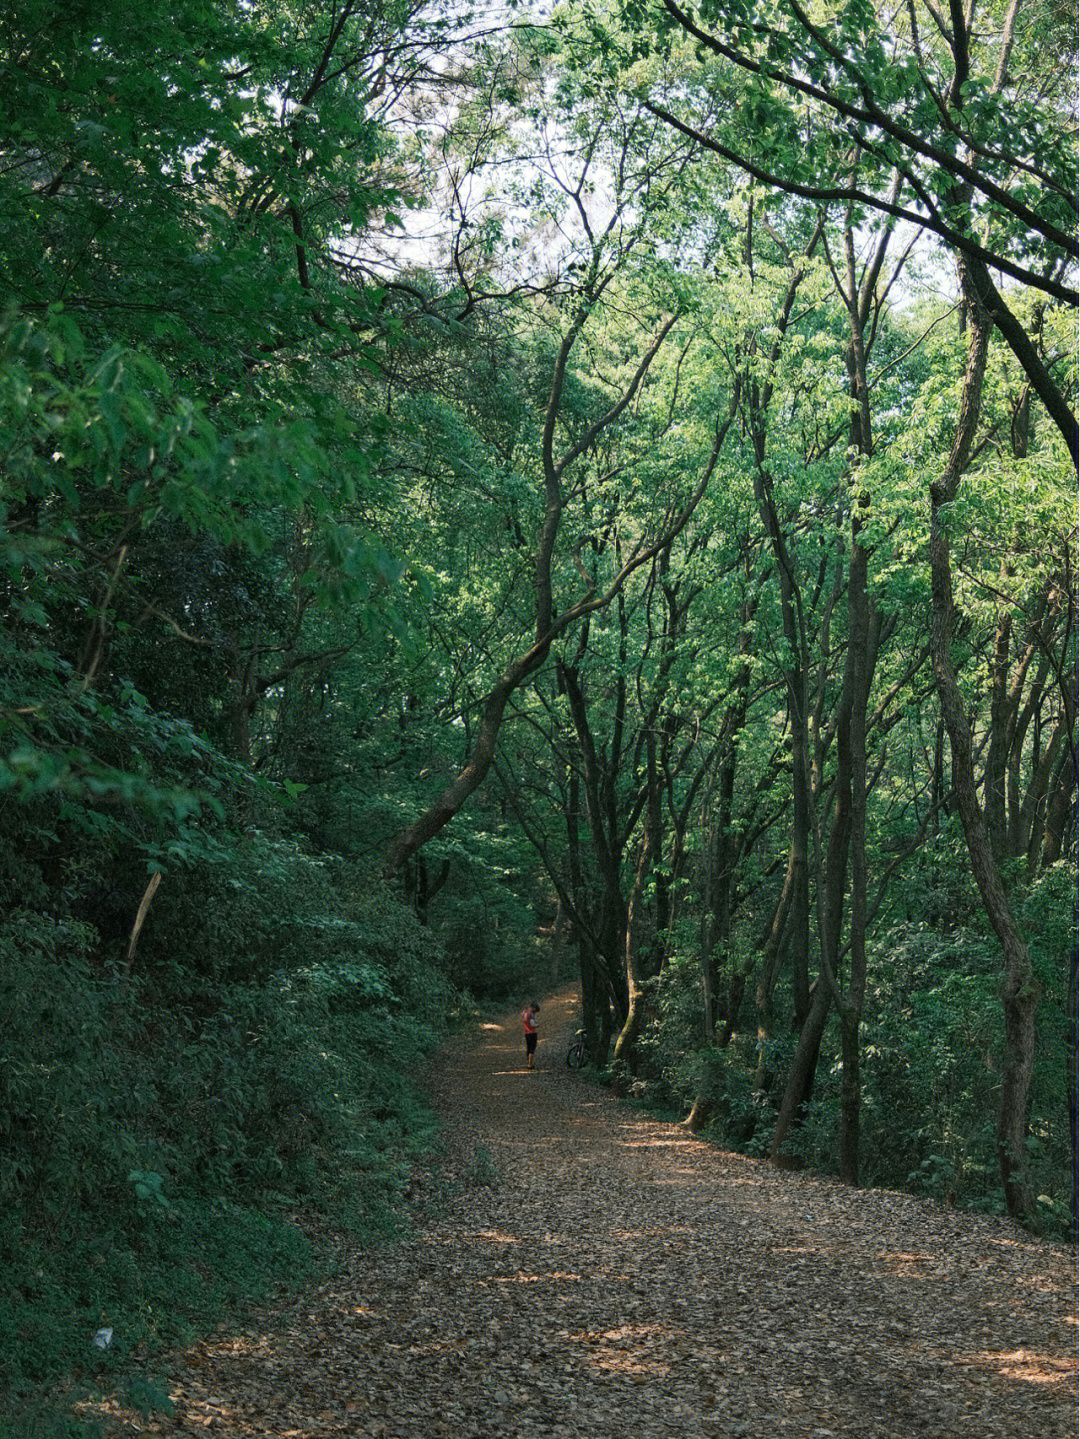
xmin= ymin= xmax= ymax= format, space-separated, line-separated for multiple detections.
xmin=93 ymin=986 xmax=1076 ymax=1437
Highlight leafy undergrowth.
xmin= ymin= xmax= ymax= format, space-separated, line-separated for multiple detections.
xmin=2 ymin=1083 xmax=442 ymax=1439
xmin=0 ymin=876 xmax=457 ymax=1439
xmin=1 ymin=1202 xmax=312 ymax=1439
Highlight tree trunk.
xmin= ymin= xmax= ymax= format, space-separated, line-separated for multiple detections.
xmin=832 ymin=210 xmax=888 ymax=1188
xmin=699 ymin=799 xmax=718 ymax=1041
xmin=769 ymin=980 xmax=830 ymax=1163
xmin=1067 ymin=941 xmax=1078 ymax=1224
xmin=838 ymin=1008 xmax=861 ymax=1186
xmin=578 ymin=939 xmax=609 ymax=1067
xmin=612 ymin=840 xmax=653 ymax=1082
xmin=552 ymin=895 xmax=566 ymax=985
xmin=1041 ymin=743 xmax=1076 ymax=869
xmin=929 ymin=268 xmax=1039 ymax=1222
xmin=838 ymin=532 xmax=872 ymax=1186
xmin=752 ymin=876 xmax=794 ymax=1094
xmin=751 ymin=463 xmax=812 ymax=1030
xmin=614 ymin=730 xmax=664 ymax=1079
xmin=559 ymin=657 xmax=630 ymax=1029
xmin=985 ymin=603 xmax=1013 ymax=864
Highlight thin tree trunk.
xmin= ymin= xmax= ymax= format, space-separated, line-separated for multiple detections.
xmin=552 ymin=895 xmax=566 ymax=985
xmin=838 ymin=531 xmax=871 ymax=1186
xmin=560 ymin=658 xmax=630 ymax=1027
xmin=615 ymin=721 xmax=669 ymax=1081
xmin=568 ymin=767 xmax=610 ymax=1064
xmin=1041 ymin=742 xmax=1076 ymax=869
xmin=769 ymin=980 xmax=831 ymax=1163
xmin=985 ymin=602 xmax=1013 ymax=863
xmin=1067 ymin=942 xmax=1078 ymax=1224
xmin=124 ymin=872 xmax=162 ymax=968
xmin=752 ymin=878 xmax=794 ymax=1094
xmin=699 ymin=797 xmax=718 ymax=1041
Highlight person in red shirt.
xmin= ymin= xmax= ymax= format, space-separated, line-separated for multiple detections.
xmin=522 ymin=1000 xmax=540 ymax=1069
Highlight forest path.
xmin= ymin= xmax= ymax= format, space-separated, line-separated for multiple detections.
xmin=96 ymin=986 xmax=1076 ymax=1437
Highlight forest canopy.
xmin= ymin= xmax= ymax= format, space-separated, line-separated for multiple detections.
xmin=0 ymin=0 xmax=1075 ymax=1410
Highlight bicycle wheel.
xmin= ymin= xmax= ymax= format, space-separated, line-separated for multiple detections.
xmin=566 ymin=1037 xmax=585 ymax=1069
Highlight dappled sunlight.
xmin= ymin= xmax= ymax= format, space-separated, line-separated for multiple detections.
xmin=877 ymin=1250 xmax=937 ymax=1278
xmin=617 ymin=1135 xmax=700 ymax=1151
xmin=479 ymin=1023 xmax=504 ymax=1031
xmin=704 ymin=1147 xmax=758 ymax=1166
xmin=1013 ymin=1271 xmax=1063 ymax=1294
xmin=469 ymin=1228 xmax=521 ymax=1244
xmin=947 ymin=1349 xmax=1077 ymax=1388
xmin=77 ymin=1359 xmax=280 ymax=1436
xmin=985 ymin=1235 xmax=1043 ymax=1253
xmin=564 ymin=1323 xmax=679 ymax=1379
xmin=592 ymin=1352 xmax=671 ymax=1378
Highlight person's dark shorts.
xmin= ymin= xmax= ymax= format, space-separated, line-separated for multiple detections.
xmin=525 ymin=1032 xmax=537 ymax=1055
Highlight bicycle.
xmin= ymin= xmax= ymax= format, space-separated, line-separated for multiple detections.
xmin=565 ymin=1028 xmax=587 ymax=1069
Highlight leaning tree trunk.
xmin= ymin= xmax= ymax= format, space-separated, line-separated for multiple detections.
xmin=613 ymin=731 xmax=663 ymax=1080
xmin=751 ymin=870 xmax=795 ymax=1096
xmin=612 ymin=838 xmax=653 ymax=1084
xmin=769 ymin=980 xmax=831 ymax=1164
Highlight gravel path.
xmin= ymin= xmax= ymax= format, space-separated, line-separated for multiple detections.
xmin=92 ymin=985 xmax=1077 ymax=1437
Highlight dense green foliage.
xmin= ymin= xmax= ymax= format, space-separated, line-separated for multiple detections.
xmin=638 ymin=850 xmax=1074 ymax=1215
xmin=1 ymin=0 xmax=1075 ymax=1425
xmin=1 ymin=869 xmax=451 ymax=1386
